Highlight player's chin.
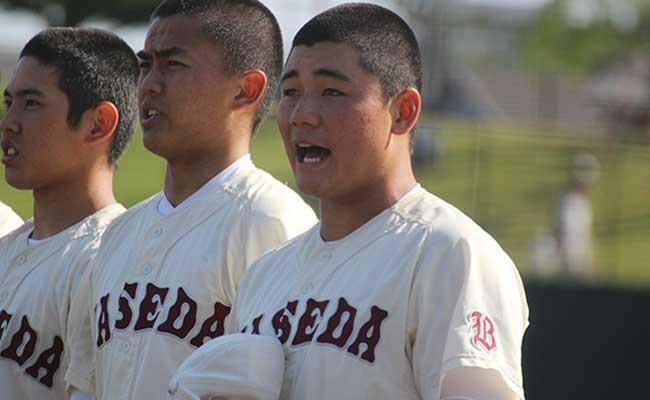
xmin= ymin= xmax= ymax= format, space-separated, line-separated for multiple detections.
xmin=294 ymin=176 xmax=322 ymax=197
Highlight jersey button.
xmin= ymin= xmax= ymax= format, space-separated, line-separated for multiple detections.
xmin=16 ymin=255 xmax=26 ymax=265
xmin=320 ymin=253 xmax=332 ymax=261
xmin=153 ymin=228 xmax=163 ymax=238
xmin=302 ymin=283 xmax=314 ymax=294
xmin=142 ymin=264 xmax=153 ymax=275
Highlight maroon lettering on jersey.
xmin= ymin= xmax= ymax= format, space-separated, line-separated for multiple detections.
xmin=272 ymin=300 xmax=298 ymax=344
xmin=134 ymin=283 xmax=169 ymax=331
xmin=24 ymin=335 xmax=64 ymax=388
xmin=251 ymin=314 xmax=263 ymax=335
xmin=0 ymin=316 xmax=38 ymax=366
xmin=189 ymin=302 xmax=231 ymax=347
xmin=292 ymin=299 xmax=330 ymax=346
xmin=96 ymin=293 xmax=111 ymax=347
xmin=316 ymin=297 xmax=357 ymax=349
xmin=347 ymin=306 xmax=388 ymax=363
xmin=115 ymin=282 xmax=138 ymax=330
xmin=158 ymin=287 xmax=198 ymax=339
xmin=0 ymin=310 xmax=13 ymax=341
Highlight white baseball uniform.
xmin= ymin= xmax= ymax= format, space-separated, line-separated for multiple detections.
xmin=230 ymin=185 xmax=529 ymax=400
xmin=0 ymin=204 xmax=124 ymax=399
xmin=0 ymin=201 xmax=23 ymax=237
xmin=65 ymin=156 xmax=317 ymax=399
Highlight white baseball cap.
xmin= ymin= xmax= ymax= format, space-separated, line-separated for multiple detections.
xmin=168 ymin=334 xmax=285 ymax=400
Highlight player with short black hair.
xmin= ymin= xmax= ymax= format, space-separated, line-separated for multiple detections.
xmin=65 ymin=1 xmax=316 ymax=399
xmin=20 ymin=27 xmax=139 ymax=163
xmin=151 ymin=0 xmax=283 ymax=133
xmin=0 ymin=27 xmax=138 ymax=399
xmin=230 ymin=4 xmax=528 ymax=400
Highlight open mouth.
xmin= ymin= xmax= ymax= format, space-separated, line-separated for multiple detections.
xmin=141 ymin=107 xmax=162 ymax=126
xmin=296 ymin=143 xmax=331 ymax=164
xmin=1 ymin=143 xmax=18 ymax=165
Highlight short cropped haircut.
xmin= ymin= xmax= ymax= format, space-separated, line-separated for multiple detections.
xmin=152 ymin=0 xmax=283 ymax=133
xmin=293 ymin=3 xmax=422 ymax=101
xmin=20 ymin=27 xmax=139 ymax=164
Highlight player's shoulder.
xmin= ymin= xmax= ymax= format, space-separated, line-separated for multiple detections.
xmin=224 ymin=164 xmax=316 ymax=220
xmin=0 ymin=219 xmax=31 ymax=249
xmin=395 ymin=186 xmax=508 ymax=256
xmin=101 ymin=193 xmax=159 ymax=235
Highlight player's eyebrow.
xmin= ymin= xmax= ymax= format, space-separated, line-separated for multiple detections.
xmin=280 ymin=68 xmax=352 ymax=83
xmin=3 ymin=88 xmax=45 ymax=99
xmin=137 ymin=46 xmax=188 ymax=60
xmin=280 ymin=69 xmax=298 ymax=83
xmin=314 ymin=68 xmax=351 ymax=82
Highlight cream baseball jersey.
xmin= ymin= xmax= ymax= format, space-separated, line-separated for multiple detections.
xmin=0 ymin=204 xmax=124 ymax=399
xmin=65 ymin=161 xmax=317 ymax=399
xmin=0 ymin=202 xmax=23 ymax=237
xmin=231 ymin=185 xmax=529 ymax=400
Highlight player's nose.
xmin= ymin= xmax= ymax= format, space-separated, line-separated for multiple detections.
xmin=290 ymin=95 xmax=320 ymax=128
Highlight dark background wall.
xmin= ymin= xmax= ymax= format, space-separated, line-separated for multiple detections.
xmin=523 ymin=281 xmax=650 ymax=399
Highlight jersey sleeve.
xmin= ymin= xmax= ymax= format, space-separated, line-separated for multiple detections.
xmin=65 ymin=262 xmax=97 ymax=395
xmin=407 ymin=232 xmax=529 ymax=400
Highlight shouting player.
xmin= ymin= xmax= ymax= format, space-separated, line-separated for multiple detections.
xmin=65 ymin=1 xmax=317 ymax=399
xmin=0 ymin=28 xmax=138 ymax=399
xmin=0 ymin=201 xmax=22 ymax=237
xmin=230 ymin=4 xmax=529 ymax=400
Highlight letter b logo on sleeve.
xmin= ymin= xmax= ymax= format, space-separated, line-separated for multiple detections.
xmin=468 ymin=311 xmax=497 ymax=352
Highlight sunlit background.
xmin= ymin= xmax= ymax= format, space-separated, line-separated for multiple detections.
xmin=1 ymin=1 xmax=649 ymax=398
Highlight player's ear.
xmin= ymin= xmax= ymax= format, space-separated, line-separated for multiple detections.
xmin=389 ymin=87 xmax=421 ymax=136
xmin=233 ymin=69 xmax=267 ymax=109
xmin=86 ymin=101 xmax=119 ymax=144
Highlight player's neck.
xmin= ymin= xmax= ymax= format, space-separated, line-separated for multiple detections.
xmin=31 ymin=170 xmax=116 ymax=240
xmin=319 ymin=177 xmax=417 ymax=242
xmin=163 ymin=146 xmax=249 ymax=207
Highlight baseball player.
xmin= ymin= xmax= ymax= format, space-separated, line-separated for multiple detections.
xmin=229 ymin=4 xmax=529 ymax=400
xmin=65 ymin=1 xmax=316 ymax=399
xmin=0 ymin=201 xmax=22 ymax=237
xmin=0 ymin=27 xmax=138 ymax=399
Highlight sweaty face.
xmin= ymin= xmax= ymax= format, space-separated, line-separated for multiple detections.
xmin=277 ymin=42 xmax=394 ymax=201
xmin=1 ymin=57 xmax=85 ymax=190
xmin=138 ymin=15 xmax=239 ymax=161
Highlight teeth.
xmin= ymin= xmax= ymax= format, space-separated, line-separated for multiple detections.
xmin=303 ymin=156 xmax=321 ymax=164
xmin=6 ymin=148 xmax=16 ymax=156
xmin=297 ymin=143 xmax=311 ymax=148
xmin=147 ymin=110 xmax=160 ymax=118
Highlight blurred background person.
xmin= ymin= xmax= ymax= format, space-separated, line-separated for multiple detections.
xmin=553 ymin=152 xmax=600 ymax=280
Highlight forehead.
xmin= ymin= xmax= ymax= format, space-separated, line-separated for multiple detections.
xmin=5 ymin=56 xmax=61 ymax=96
xmin=145 ymin=15 xmax=212 ymax=52
xmin=285 ymin=42 xmax=367 ymax=77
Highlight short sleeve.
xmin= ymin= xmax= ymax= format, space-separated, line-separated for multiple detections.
xmin=408 ymin=233 xmax=529 ymax=399
xmin=65 ymin=263 xmax=97 ymax=395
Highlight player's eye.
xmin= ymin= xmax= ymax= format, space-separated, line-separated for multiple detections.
xmin=282 ymin=88 xmax=299 ymax=98
xmin=323 ymin=88 xmax=345 ymax=97
xmin=24 ymin=99 xmax=40 ymax=109
xmin=167 ymin=60 xmax=187 ymax=68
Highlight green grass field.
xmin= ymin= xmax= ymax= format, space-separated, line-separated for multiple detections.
xmin=1 ymin=117 xmax=648 ymax=287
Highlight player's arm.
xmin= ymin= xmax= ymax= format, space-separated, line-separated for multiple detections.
xmin=407 ymin=235 xmax=529 ymax=399
xmin=440 ymin=367 xmax=518 ymax=400
xmin=65 ymin=262 xmax=98 ymax=395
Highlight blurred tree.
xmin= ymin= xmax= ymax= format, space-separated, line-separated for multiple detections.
xmin=1 ymin=0 xmax=157 ymax=26
xmin=521 ymin=0 xmax=650 ymax=75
